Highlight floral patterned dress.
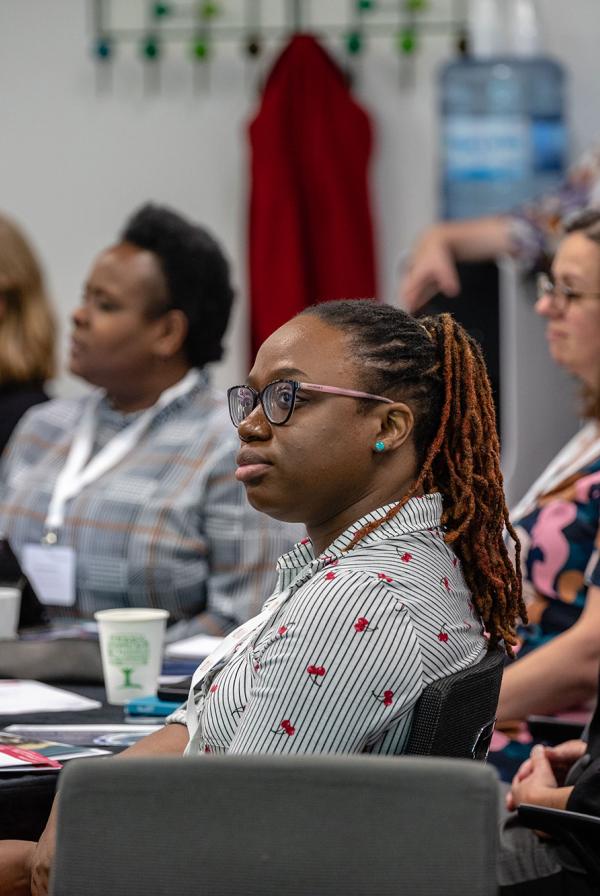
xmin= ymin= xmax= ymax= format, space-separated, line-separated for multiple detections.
xmin=511 ymin=422 xmax=600 ymax=656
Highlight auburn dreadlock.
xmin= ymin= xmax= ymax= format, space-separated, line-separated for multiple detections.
xmin=300 ymin=301 xmax=526 ymax=654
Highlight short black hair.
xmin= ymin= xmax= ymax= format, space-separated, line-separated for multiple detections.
xmin=121 ymin=203 xmax=235 ymax=367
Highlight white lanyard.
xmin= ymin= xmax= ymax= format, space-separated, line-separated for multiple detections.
xmin=44 ymin=369 xmax=200 ymax=538
xmin=511 ymin=421 xmax=600 ymax=523
xmin=184 ymin=588 xmax=292 ymax=752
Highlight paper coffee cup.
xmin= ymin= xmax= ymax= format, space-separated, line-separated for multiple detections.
xmin=0 ymin=586 xmax=21 ymax=639
xmin=94 ymin=608 xmax=169 ymax=705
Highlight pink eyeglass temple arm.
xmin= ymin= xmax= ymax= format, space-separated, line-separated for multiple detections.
xmin=299 ymin=382 xmax=394 ymax=404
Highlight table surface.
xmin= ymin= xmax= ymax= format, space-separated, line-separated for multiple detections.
xmin=0 ymin=681 xmax=133 ymax=841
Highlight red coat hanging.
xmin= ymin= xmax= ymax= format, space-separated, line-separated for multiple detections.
xmin=248 ymin=34 xmax=377 ymax=359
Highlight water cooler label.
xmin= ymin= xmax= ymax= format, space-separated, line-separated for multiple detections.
xmin=443 ymin=116 xmax=529 ymax=181
xmin=531 ymin=120 xmax=566 ymax=173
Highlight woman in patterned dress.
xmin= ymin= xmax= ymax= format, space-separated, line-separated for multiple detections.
xmin=495 ymin=210 xmax=600 ymax=728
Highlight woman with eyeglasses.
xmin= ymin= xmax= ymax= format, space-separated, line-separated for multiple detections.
xmin=0 ymin=212 xmax=55 ymax=456
xmin=493 ymin=209 xmax=600 ymax=733
xmin=4 ymin=299 xmax=525 ymax=896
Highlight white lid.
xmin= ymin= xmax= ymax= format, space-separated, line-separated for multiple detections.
xmin=94 ymin=608 xmax=169 ymax=622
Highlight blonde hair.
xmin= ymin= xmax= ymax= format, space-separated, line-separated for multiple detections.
xmin=0 ymin=213 xmax=56 ymax=385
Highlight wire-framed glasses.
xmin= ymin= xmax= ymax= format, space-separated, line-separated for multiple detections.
xmin=536 ymin=272 xmax=600 ymax=311
xmin=227 ymin=379 xmax=394 ymax=427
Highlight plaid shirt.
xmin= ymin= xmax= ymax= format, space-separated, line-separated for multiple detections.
xmin=0 ymin=371 xmax=300 ymax=628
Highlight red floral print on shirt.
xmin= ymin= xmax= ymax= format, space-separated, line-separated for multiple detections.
xmin=377 ymin=572 xmax=393 ymax=582
xmin=373 ymin=689 xmax=394 ymax=706
xmin=441 ymin=576 xmax=450 ymax=592
xmin=354 ymin=617 xmax=378 ymax=633
xmin=278 ymin=625 xmax=288 ymax=636
xmin=324 ymin=571 xmax=336 ymax=581
xmin=399 ymin=552 xmax=412 ymax=563
xmin=307 ymin=664 xmax=326 ymax=686
xmin=437 ymin=624 xmax=449 ymax=643
xmin=271 ymin=719 xmax=296 ymax=736
xmin=209 ymin=684 xmax=218 ymax=693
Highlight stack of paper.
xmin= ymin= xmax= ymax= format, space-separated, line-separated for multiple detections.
xmin=0 ymin=680 xmax=101 ymax=715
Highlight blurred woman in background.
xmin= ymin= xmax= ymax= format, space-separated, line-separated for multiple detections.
xmin=0 ymin=203 xmax=297 ymax=633
xmin=0 ymin=212 xmax=55 ymax=455
xmin=495 ymin=209 xmax=600 ymax=726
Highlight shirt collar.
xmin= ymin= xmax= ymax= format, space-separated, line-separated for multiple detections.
xmin=275 ymin=493 xmax=443 ymax=590
xmin=97 ymin=367 xmax=210 ymax=424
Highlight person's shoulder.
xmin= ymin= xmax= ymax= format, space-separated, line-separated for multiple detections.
xmin=14 ymin=395 xmax=89 ymax=433
xmin=339 ymin=531 xmax=452 ymax=579
xmin=300 ymin=562 xmax=408 ymax=605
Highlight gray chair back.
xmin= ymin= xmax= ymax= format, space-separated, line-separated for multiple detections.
xmin=406 ymin=647 xmax=505 ymax=759
xmin=50 ymin=754 xmax=499 ymax=896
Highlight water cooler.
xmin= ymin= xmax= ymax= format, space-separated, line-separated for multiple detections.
xmin=422 ymin=39 xmax=579 ymax=505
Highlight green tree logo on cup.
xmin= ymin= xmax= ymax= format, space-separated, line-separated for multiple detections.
xmin=108 ymin=633 xmax=150 ymax=689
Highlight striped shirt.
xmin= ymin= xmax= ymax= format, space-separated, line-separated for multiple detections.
xmin=0 ymin=370 xmax=300 ymax=627
xmin=168 ymin=494 xmax=486 ymax=755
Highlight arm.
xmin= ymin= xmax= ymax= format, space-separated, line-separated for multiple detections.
xmin=400 ymin=216 xmax=514 ymax=312
xmin=497 ymin=586 xmax=600 ymax=722
xmin=30 ymin=723 xmax=188 ymax=896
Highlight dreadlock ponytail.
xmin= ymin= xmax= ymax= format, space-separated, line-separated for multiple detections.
xmin=419 ymin=313 xmax=525 ymax=653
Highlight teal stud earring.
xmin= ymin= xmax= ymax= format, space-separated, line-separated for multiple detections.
xmin=374 ymin=440 xmax=386 ymax=453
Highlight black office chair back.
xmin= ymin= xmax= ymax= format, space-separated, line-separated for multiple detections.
xmin=405 ymin=647 xmax=505 ymax=760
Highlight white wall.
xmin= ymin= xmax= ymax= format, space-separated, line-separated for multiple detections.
xmin=0 ymin=0 xmax=598 ymax=403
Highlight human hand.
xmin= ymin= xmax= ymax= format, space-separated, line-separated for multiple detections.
xmin=29 ymin=809 xmax=57 ymax=896
xmin=399 ymin=226 xmax=461 ymax=313
xmin=506 ymin=744 xmax=572 ymax=812
xmin=0 ymin=840 xmax=36 ymax=896
xmin=544 ymin=739 xmax=588 ymax=785
xmin=510 ymin=739 xmax=587 ymax=792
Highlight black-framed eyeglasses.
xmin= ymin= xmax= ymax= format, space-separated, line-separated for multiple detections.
xmin=227 ymin=379 xmax=394 ymax=427
xmin=536 ymin=272 xmax=600 ymax=311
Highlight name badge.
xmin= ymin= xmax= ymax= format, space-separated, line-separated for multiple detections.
xmin=21 ymin=544 xmax=77 ymax=607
